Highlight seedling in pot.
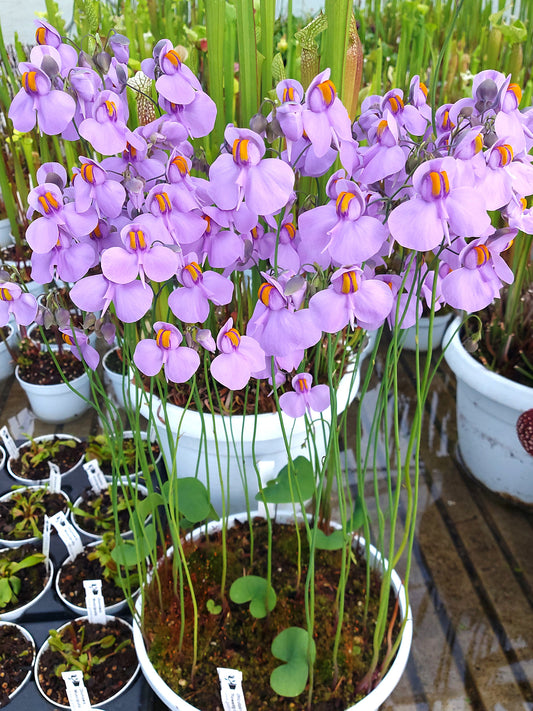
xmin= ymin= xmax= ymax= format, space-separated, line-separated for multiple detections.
xmin=87 ymin=532 xmax=139 ymax=590
xmin=0 ymin=549 xmax=46 ymax=609
xmin=20 ymin=434 xmax=78 ymax=473
xmin=0 ymin=486 xmax=68 ymax=541
xmin=70 ymin=488 xmax=137 ymax=535
xmin=85 ymin=433 xmax=160 ymax=476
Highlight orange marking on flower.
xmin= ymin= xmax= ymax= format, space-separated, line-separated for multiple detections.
xmin=336 ymin=191 xmax=355 ymax=217
xmin=283 ymin=222 xmax=296 ymax=240
xmin=419 ymin=82 xmax=428 ymax=97
xmin=232 ymin=139 xmax=249 ymax=164
xmin=496 ymin=144 xmax=513 ymax=166
xmin=156 ymin=328 xmax=171 ymax=348
xmin=155 ymin=192 xmax=172 ymax=214
xmin=441 ymin=109 xmax=454 ymax=129
xmin=226 ymin=328 xmax=241 ymax=347
xmin=104 ymin=100 xmax=117 ymax=119
xmin=22 ymin=71 xmax=38 ymax=93
xmin=282 ymin=86 xmax=295 ymax=102
xmin=164 ymin=50 xmax=182 ymax=68
xmin=171 ymin=155 xmax=189 ymax=176
xmin=0 ymin=289 xmax=13 ymax=302
xmin=202 ymin=215 xmax=212 ymax=233
xmin=341 ymin=271 xmax=358 ymax=294
xmin=126 ymin=143 xmax=137 ymax=159
xmin=295 ymin=376 xmax=309 ymax=392
xmin=474 ymin=244 xmax=490 ymax=265
xmin=38 ymin=191 xmax=59 ymax=214
xmin=62 ymin=333 xmax=75 ymax=346
xmin=376 ymin=119 xmax=388 ymax=138
xmin=519 ymin=197 xmax=527 ymax=211
xmin=387 ymin=94 xmax=404 ymax=113
xmin=428 ymin=170 xmax=449 ymax=198
xmin=184 ymin=262 xmax=202 ymax=282
xmin=81 ymin=163 xmax=95 ymax=184
xmin=259 ymin=282 xmax=274 ymax=306
xmin=474 ymin=134 xmax=483 ymax=154
xmin=35 ymin=27 xmax=47 ymax=45
xmin=129 ymin=229 xmax=147 ymax=250
xmin=508 ymin=83 xmax=522 ymax=105
xmin=317 ymin=79 xmax=336 ymax=107
xmin=91 ymin=224 xmax=103 ymax=239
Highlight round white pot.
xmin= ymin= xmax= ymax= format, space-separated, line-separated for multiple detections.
xmin=443 ymin=318 xmax=533 ymax=505
xmin=400 ymin=312 xmax=453 ymax=351
xmin=102 ymin=346 xmax=127 ymax=408
xmin=133 ymin=510 xmax=413 ymax=711
xmin=7 ymin=434 xmax=84 ymax=487
xmin=0 ymin=219 xmax=13 ymax=249
xmin=0 ymin=486 xmax=70 ymax=548
xmin=55 ymin=540 xmax=135 ymax=616
xmin=71 ymin=482 xmax=150 ymax=541
xmin=15 ymin=365 xmax=91 ymax=423
xmin=0 ymin=553 xmax=53 ymax=621
xmin=34 ymin=615 xmax=139 ymax=708
xmin=131 ymin=357 xmax=364 ymax=515
xmin=0 ymin=322 xmax=18 ymax=381
xmin=0 ymin=621 xmax=36 ymax=702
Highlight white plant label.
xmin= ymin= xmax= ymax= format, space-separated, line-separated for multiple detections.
xmin=49 ymin=510 xmax=83 ymax=560
xmin=84 ymin=459 xmax=108 ymax=493
xmin=42 ymin=515 xmax=51 ymax=561
xmin=61 ymin=671 xmax=92 ymax=711
xmin=48 ymin=461 xmax=61 ymax=493
xmin=83 ymin=579 xmax=107 ymax=624
xmin=0 ymin=426 xmax=18 ymax=459
xmin=218 ymin=668 xmax=247 ymax=711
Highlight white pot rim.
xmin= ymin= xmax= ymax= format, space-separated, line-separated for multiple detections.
xmin=71 ymin=482 xmax=149 ymax=541
xmin=443 ymin=317 xmax=533 ymax=411
xmin=15 ymin=364 xmax=89 ymax=392
xmin=0 ymin=486 xmax=70 ymax=548
xmin=7 ymin=434 xmax=84 ymax=487
xmin=0 ymin=553 xmax=53 ymax=621
xmin=0 ymin=620 xmax=36 ymax=702
xmin=34 ymin=615 xmax=139 ymax=709
xmin=133 ymin=510 xmax=413 ymax=711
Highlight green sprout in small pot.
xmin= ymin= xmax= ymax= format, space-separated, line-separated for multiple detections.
xmin=0 ymin=486 xmax=69 ymax=543
xmin=84 ymin=433 xmax=160 ymax=477
xmin=8 ymin=434 xmax=85 ymax=483
xmin=36 ymin=617 xmax=138 ymax=707
xmin=70 ymin=484 xmax=148 ymax=539
xmin=0 ymin=545 xmax=47 ymax=613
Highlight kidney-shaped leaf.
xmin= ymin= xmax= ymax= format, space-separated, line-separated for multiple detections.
xmin=256 ymin=457 xmax=315 ymax=504
xmin=229 ymin=575 xmax=277 ymax=618
xmin=270 ymin=627 xmax=316 ymax=697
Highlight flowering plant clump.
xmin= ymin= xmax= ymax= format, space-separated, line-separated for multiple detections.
xmin=5 ymin=19 xmax=533 ymax=709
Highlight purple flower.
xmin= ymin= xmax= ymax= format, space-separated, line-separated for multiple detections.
xmin=60 ymin=328 xmax=100 ymax=369
xmin=109 ymin=33 xmax=130 ymax=64
xmin=73 ymin=158 xmax=126 ymax=218
xmin=0 ymin=282 xmax=38 ymax=327
xmin=279 ymin=373 xmax=330 ymax=418
xmin=33 ymin=20 xmax=78 ymax=72
xmin=210 ymin=319 xmax=266 ymax=390
xmin=134 ymin=322 xmax=200 ymax=383
xmin=159 ymin=92 xmax=217 ymax=139
xmin=388 ymin=156 xmax=491 ymax=251
xmin=141 ymin=40 xmax=201 ymax=105
xmin=209 ymin=125 xmax=295 ymax=216
xmin=101 ymin=218 xmax=179 ymax=286
xmin=70 ymin=273 xmax=153 ymax=323
xmin=8 ymin=63 xmax=76 ymax=135
xmin=79 ymin=90 xmax=145 ymax=155
xmin=168 ymin=258 xmax=234 ymax=324
xmin=302 ymin=69 xmax=353 ymax=158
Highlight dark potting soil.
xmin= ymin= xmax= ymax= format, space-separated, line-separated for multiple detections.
xmin=0 ymin=623 xmax=35 ymax=706
xmin=104 ymin=348 xmax=123 ymax=374
xmin=88 ymin=437 xmax=161 ymax=477
xmin=73 ymin=488 xmax=146 ymax=536
xmin=143 ymin=518 xmax=402 ymax=711
xmin=0 ymin=489 xmax=68 ymax=541
xmin=0 ymin=544 xmax=49 ymax=615
xmin=8 ymin=438 xmax=85 ymax=481
xmin=36 ymin=618 xmax=137 ymax=706
xmin=17 ymin=349 xmax=85 ymax=385
xmin=57 ymin=546 xmax=129 ymax=608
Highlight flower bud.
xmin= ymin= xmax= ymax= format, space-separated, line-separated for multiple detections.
xmin=249 ymin=113 xmax=268 ymax=134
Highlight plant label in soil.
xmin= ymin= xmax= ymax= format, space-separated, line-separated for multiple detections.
xmin=49 ymin=511 xmax=83 ymax=560
xmin=0 ymin=426 xmax=18 ymax=459
xmin=61 ymin=670 xmax=92 ymax=710
xmin=83 ymin=459 xmax=108 ymax=493
xmin=48 ymin=462 xmax=61 ymax=493
xmin=43 ymin=514 xmax=51 ymax=560
xmin=218 ymin=668 xmax=247 ymax=711
xmin=83 ymin=579 xmax=106 ymax=624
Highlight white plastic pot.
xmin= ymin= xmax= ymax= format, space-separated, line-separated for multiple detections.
xmin=7 ymin=434 xmax=84 ymax=487
xmin=0 ymin=621 xmax=36 ymax=702
xmin=0 ymin=553 xmax=53 ymax=621
xmin=34 ymin=616 xmax=139 ymax=708
xmin=15 ymin=365 xmax=91 ymax=423
xmin=0 ymin=322 xmax=18 ymax=381
xmin=55 ymin=540 xmax=135 ymax=616
xmin=400 ymin=313 xmax=453 ymax=351
xmin=0 ymin=486 xmax=70 ymax=548
xmin=443 ymin=318 xmax=533 ymax=505
xmin=102 ymin=346 xmax=127 ymax=408
xmin=132 ymin=356 xmax=364 ymax=515
xmin=133 ymin=510 xmax=413 ymax=711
